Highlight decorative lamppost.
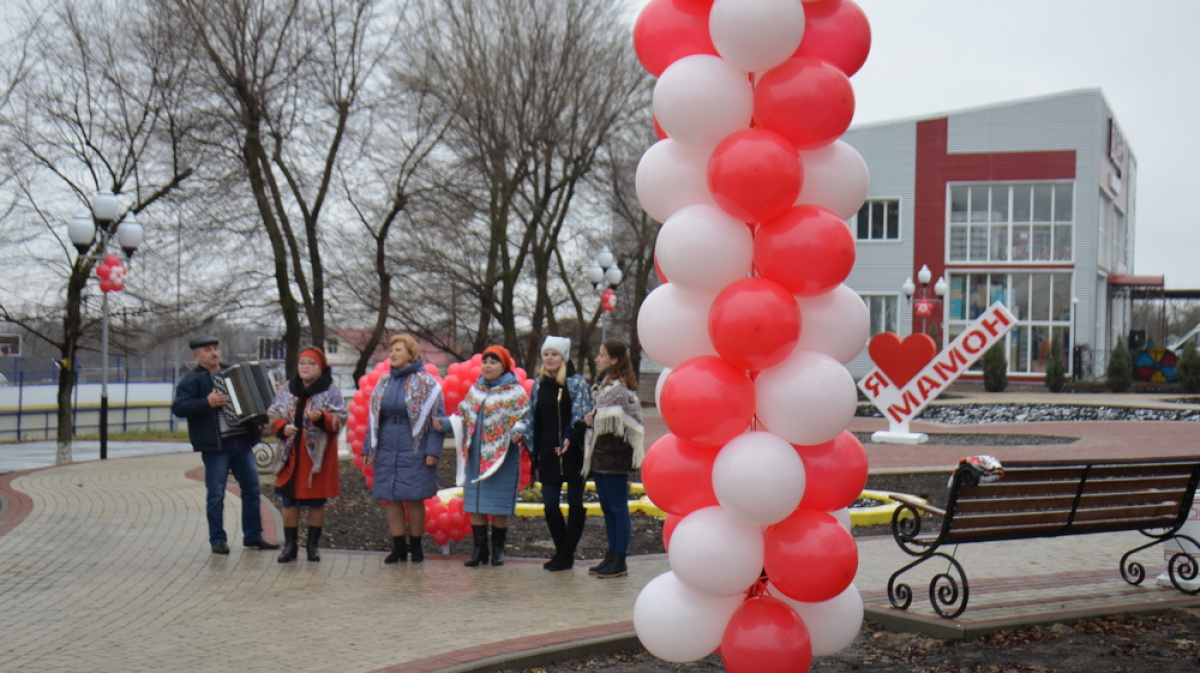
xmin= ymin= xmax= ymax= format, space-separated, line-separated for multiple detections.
xmin=586 ymin=245 xmax=623 ymax=342
xmin=902 ymin=264 xmax=947 ymax=339
xmin=67 ymin=190 xmax=143 ymax=460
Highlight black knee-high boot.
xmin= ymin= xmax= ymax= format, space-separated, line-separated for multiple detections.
xmin=384 ymin=535 xmax=408 ymax=564
xmin=464 ymin=525 xmax=489 ymax=567
xmin=409 ymin=535 xmax=424 ymax=563
xmin=491 ymin=526 xmax=507 ymax=566
xmin=543 ymin=506 xmax=567 ymax=569
xmin=306 ymin=526 xmax=322 ymax=562
xmin=277 ymin=527 xmax=299 ymax=563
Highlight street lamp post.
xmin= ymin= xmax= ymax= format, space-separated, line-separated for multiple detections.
xmin=67 ymin=190 xmax=143 ymax=460
xmin=902 ymin=264 xmax=947 ymax=339
xmin=586 ymin=245 xmax=623 ymax=343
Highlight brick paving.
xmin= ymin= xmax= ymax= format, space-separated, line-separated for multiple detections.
xmin=0 ymin=392 xmax=1198 ymax=670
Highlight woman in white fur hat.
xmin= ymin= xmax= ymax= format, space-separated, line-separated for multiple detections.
xmin=512 ymin=335 xmax=593 ymax=571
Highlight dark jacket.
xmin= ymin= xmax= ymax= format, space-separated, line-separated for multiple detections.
xmin=171 ymin=364 xmax=263 ymax=452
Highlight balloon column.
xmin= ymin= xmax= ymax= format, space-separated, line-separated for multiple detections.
xmin=631 ymin=1 xmax=872 ymax=671
xmin=344 ymin=352 xmax=535 ymax=548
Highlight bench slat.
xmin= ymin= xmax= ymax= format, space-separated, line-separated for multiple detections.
xmin=953 ymin=490 xmax=1191 ymax=514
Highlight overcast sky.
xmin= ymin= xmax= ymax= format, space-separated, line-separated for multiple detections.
xmin=632 ymin=0 xmax=1200 ymax=289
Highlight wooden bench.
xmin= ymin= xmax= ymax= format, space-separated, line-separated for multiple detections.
xmin=887 ymin=457 xmax=1200 ymax=618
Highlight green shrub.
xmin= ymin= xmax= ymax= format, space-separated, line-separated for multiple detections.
xmin=982 ymin=343 xmax=1008 ymax=392
xmin=1177 ymin=341 xmax=1200 ymax=394
xmin=1045 ymin=334 xmax=1067 ymax=393
xmin=1106 ymin=341 xmax=1134 ymax=392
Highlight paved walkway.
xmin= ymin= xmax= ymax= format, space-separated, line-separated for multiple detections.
xmin=1 ymin=392 xmax=1199 ymax=671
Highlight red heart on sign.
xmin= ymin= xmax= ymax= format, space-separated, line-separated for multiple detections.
xmin=868 ymin=332 xmax=938 ymax=389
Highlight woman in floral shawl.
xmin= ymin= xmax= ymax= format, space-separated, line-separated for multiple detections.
xmin=438 ymin=345 xmax=528 ymax=567
xmin=267 ymin=346 xmax=348 ymax=563
xmin=362 ymin=334 xmax=445 ymax=564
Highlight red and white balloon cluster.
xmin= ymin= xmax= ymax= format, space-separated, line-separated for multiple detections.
xmin=95 ymin=254 xmax=128 ymax=293
xmin=631 ymin=1 xmax=873 ymax=671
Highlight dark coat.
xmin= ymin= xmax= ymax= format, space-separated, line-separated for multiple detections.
xmin=171 ymin=364 xmax=263 ymax=452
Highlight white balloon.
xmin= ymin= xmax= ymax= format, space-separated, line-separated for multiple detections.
xmin=710 ymin=0 xmax=806 ymax=74
xmin=793 ymin=284 xmax=870 ymax=364
xmin=653 ymin=55 xmax=754 ymax=150
xmin=755 ymin=351 xmax=857 ymax=445
xmin=656 ymin=204 xmax=753 ymax=294
xmin=634 ymin=571 xmax=743 ymax=662
xmin=830 ymin=506 xmax=852 ymax=531
xmin=668 ymin=506 xmax=764 ymax=596
xmin=770 ymin=582 xmax=864 ymax=656
xmin=637 ymin=284 xmax=717 ymax=369
xmin=654 ymin=367 xmax=672 ymax=410
xmin=712 ymin=431 xmax=806 ymax=526
xmin=795 ymin=141 xmax=870 ymax=219
xmin=636 ymin=139 xmax=716 ymax=223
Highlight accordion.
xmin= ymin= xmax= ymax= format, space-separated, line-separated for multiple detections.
xmin=212 ymin=362 xmax=275 ymax=428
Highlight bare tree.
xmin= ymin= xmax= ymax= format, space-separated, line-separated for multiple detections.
xmin=0 ymin=0 xmax=203 ymax=463
xmin=401 ymin=0 xmax=649 ymax=368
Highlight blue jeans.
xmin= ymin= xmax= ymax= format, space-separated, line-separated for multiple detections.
xmin=201 ymin=436 xmax=264 ymax=545
xmin=594 ymin=473 xmax=630 ymax=555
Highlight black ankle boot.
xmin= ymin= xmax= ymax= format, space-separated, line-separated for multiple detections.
xmin=384 ymin=535 xmax=408 ymax=564
xmin=589 ymin=552 xmax=614 ymax=575
xmin=596 ymin=553 xmax=627 ymax=578
xmin=409 ymin=535 xmax=424 ymax=563
xmin=491 ymin=527 xmax=507 ymax=566
xmin=465 ymin=525 xmax=489 ymax=567
xmin=306 ymin=526 xmax=322 ymax=562
xmin=277 ymin=527 xmax=299 ymax=563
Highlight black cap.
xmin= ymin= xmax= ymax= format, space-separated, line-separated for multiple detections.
xmin=188 ymin=335 xmax=219 ymax=350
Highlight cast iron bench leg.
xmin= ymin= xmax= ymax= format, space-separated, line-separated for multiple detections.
xmin=888 ymin=551 xmax=971 ymax=619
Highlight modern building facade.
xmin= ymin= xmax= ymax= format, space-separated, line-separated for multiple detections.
xmin=843 ymin=89 xmax=1146 ymax=381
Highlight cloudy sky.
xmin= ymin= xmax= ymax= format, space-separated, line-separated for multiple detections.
xmin=633 ymin=0 xmax=1200 ymax=289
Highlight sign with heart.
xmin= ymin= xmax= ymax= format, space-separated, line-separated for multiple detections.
xmin=867 ymin=332 xmax=937 ymax=389
xmin=859 ymin=302 xmax=1017 ymax=438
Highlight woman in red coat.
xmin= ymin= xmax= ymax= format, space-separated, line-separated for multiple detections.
xmin=267 ymin=346 xmax=348 ymax=563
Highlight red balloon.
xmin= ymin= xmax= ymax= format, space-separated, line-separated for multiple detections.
xmin=95 ymin=263 xmax=111 ymax=280
xmin=754 ymin=57 xmax=855 ymax=151
xmin=441 ymin=375 xmax=462 ymax=396
xmin=654 ymin=253 xmax=668 ymax=284
xmin=99 ymin=278 xmax=116 ymax=293
xmin=708 ymin=277 xmax=802 ymax=371
xmin=522 ymin=379 xmax=534 ymax=395
xmin=514 ymin=367 xmax=527 ymax=383
xmin=432 ymin=530 xmax=450 ymax=546
xmin=764 ymin=509 xmax=858 ymax=603
xmin=424 ymin=363 xmax=439 ymax=376
xmin=720 ymin=596 xmax=812 ymax=673
xmin=445 ymin=389 xmax=464 ymax=413
xmin=448 ymin=497 xmax=464 ymax=513
xmin=755 ymin=205 xmax=855 ymax=297
xmin=662 ymin=513 xmax=682 ymax=552
xmin=353 ymin=454 xmax=364 ymax=470
xmin=437 ymin=511 xmax=453 ymax=533
xmin=104 ymin=253 xmax=121 ymax=266
xmin=519 ymin=449 xmax=532 ymax=492
xmin=633 ymin=0 xmax=718 ymax=77
xmin=367 ymin=369 xmax=384 ymax=386
xmin=795 ymin=430 xmax=869 ymax=512
xmin=448 ymin=525 xmax=465 ymax=542
xmin=659 ymin=356 xmax=755 ymax=446
xmin=641 ymin=433 xmax=720 ymax=516
xmin=653 ymin=115 xmax=667 ymax=140
xmin=470 ymin=353 xmax=484 ymax=365
xmin=707 ymin=128 xmax=802 ymax=223
xmin=792 ymin=0 xmax=872 ymax=77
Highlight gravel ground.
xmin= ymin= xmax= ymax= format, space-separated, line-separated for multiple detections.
xmin=857 ymin=403 xmax=1200 ymax=423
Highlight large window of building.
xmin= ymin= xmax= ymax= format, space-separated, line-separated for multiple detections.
xmin=948 ymin=182 xmax=1074 ymax=263
xmin=1099 ymin=195 xmax=1128 ymax=272
xmin=946 ymin=271 xmax=1072 ymax=375
xmin=862 ymin=294 xmax=899 ymax=336
xmin=853 ymin=199 xmax=900 ymax=241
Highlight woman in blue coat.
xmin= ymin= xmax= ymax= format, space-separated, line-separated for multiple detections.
xmin=363 ymin=334 xmax=445 ymax=563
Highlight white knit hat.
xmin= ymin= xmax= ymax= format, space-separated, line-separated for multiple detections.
xmin=541 ymin=335 xmax=571 ymax=358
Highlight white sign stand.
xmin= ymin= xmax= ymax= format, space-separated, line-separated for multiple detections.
xmin=858 ymin=302 xmax=1017 ymax=445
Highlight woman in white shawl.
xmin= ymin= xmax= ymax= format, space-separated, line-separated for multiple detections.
xmin=582 ymin=338 xmax=644 ymax=579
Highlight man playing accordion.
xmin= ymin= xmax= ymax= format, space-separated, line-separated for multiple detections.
xmin=171 ymin=335 xmax=280 ymax=555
